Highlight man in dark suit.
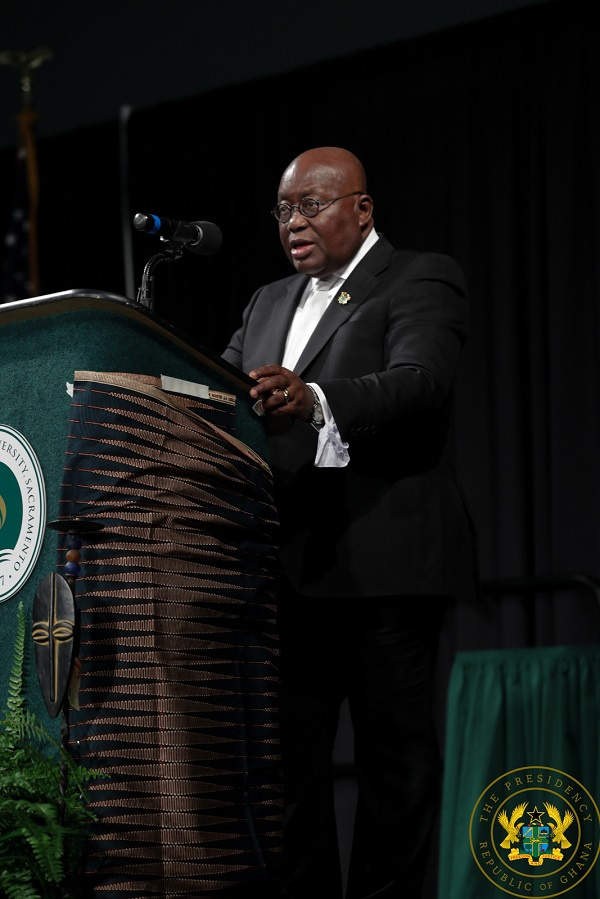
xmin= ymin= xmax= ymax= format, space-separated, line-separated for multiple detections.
xmin=222 ymin=146 xmax=478 ymax=899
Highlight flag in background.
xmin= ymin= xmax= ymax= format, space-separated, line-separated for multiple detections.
xmin=1 ymin=105 xmax=40 ymax=303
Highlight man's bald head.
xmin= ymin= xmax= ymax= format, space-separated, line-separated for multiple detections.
xmin=279 ymin=147 xmax=369 ymax=196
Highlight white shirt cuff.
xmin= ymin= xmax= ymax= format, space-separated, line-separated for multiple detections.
xmin=315 ymin=419 xmax=350 ymax=467
xmin=309 ymin=383 xmax=350 ymax=468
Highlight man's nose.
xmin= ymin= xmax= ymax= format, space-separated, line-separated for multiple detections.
xmin=287 ymin=207 xmax=307 ymax=228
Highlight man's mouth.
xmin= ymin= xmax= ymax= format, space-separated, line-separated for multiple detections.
xmin=290 ymin=240 xmax=315 ymax=259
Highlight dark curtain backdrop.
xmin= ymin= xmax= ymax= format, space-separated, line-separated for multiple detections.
xmin=1 ymin=0 xmax=597 ymax=672
xmin=125 ymin=0 xmax=599 ymax=654
xmin=1 ymin=0 xmax=598 ymax=656
xmin=2 ymin=0 xmax=599 ymax=892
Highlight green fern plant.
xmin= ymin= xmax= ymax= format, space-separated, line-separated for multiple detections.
xmin=0 ymin=601 xmax=102 ymax=899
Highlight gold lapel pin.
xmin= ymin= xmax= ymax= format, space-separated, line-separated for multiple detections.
xmin=337 ymin=291 xmax=351 ymax=305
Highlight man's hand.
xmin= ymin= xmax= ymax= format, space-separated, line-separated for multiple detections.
xmin=249 ymin=365 xmax=313 ymax=420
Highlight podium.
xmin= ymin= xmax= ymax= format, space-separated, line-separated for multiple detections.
xmin=0 ymin=291 xmax=282 ymax=897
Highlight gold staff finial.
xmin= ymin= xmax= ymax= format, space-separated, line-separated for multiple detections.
xmin=0 ymin=46 xmax=54 ymax=101
xmin=0 ymin=46 xmax=53 ymax=299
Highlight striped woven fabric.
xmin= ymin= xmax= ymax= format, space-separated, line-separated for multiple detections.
xmin=59 ymin=372 xmax=282 ymax=897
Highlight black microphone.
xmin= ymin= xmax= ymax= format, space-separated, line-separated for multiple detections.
xmin=133 ymin=212 xmax=222 ymax=256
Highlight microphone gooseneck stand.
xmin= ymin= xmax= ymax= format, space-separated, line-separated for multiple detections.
xmin=136 ymin=239 xmax=183 ymax=311
xmin=133 ymin=212 xmax=223 ymax=311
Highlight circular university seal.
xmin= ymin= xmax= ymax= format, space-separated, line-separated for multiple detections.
xmin=0 ymin=425 xmax=46 ymax=603
xmin=470 ymin=765 xmax=600 ymax=897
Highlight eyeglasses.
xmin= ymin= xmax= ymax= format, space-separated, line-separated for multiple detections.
xmin=271 ymin=192 xmax=362 ymax=224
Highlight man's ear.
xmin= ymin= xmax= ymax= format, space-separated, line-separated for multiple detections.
xmin=358 ymin=194 xmax=374 ymax=227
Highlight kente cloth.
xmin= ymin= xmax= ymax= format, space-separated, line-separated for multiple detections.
xmin=58 ymin=372 xmax=282 ymax=898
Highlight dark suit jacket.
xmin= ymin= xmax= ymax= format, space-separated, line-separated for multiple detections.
xmin=223 ymin=234 xmax=479 ymax=601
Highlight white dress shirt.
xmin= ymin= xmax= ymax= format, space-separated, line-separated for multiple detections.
xmin=282 ymin=229 xmax=380 ymax=467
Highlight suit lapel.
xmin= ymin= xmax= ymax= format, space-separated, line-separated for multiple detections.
xmin=293 ymin=235 xmax=394 ymax=376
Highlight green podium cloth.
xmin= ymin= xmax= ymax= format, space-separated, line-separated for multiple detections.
xmin=439 ymin=645 xmax=600 ymax=899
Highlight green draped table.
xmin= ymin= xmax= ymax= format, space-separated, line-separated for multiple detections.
xmin=439 ymin=645 xmax=600 ymax=899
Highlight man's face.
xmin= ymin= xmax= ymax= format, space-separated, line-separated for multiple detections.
xmin=277 ymin=158 xmax=371 ymax=278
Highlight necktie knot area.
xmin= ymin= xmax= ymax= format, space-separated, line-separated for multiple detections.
xmin=313 ymin=276 xmax=339 ymax=293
